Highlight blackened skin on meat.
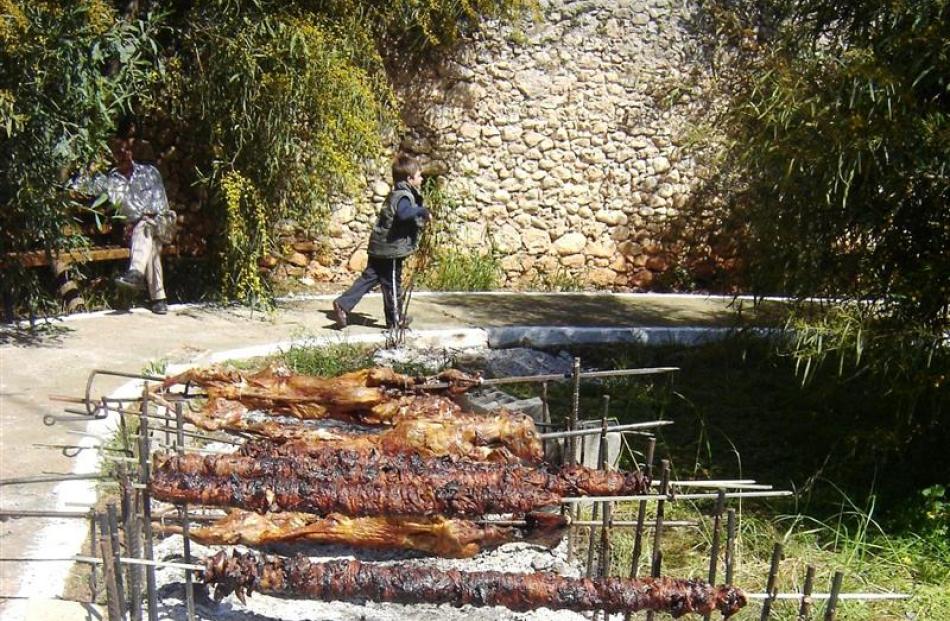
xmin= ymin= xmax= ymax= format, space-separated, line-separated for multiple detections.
xmin=150 ymin=451 xmax=651 ymax=517
xmin=202 ymin=551 xmax=748 ymax=618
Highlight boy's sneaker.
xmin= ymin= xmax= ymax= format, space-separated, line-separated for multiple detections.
xmin=332 ymin=300 xmax=347 ymax=327
xmin=150 ymin=299 xmax=168 ymax=315
xmin=115 ymin=269 xmax=146 ymax=291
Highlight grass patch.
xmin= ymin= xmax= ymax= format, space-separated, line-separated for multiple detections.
xmin=508 ymin=335 xmax=948 ymax=619
xmin=417 ymin=247 xmax=502 ymax=291
xmin=524 ymin=266 xmax=585 ymax=292
xmin=281 ymin=340 xmax=377 ymax=376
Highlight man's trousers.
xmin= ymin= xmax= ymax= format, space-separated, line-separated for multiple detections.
xmin=129 ymin=218 xmax=165 ymax=301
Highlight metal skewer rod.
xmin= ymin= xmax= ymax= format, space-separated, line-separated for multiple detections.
xmin=539 ymin=421 xmax=673 ymax=439
xmin=663 ymin=481 xmax=772 ymax=490
xmin=0 ymin=473 xmax=108 ymax=486
xmin=747 ymin=593 xmax=909 ymax=601
xmin=75 ymin=556 xmax=207 ymax=572
xmin=571 ymin=520 xmax=697 ymax=528
xmin=562 ymin=490 xmax=793 ymax=503
xmin=418 ymin=366 xmax=680 ymax=391
xmin=0 ymin=509 xmax=94 ymax=519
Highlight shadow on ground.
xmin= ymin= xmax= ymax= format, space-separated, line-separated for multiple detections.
xmin=424 ymin=293 xmax=765 ymax=327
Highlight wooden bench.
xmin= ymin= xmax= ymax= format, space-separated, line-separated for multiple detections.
xmin=2 ymin=244 xmax=180 ymax=316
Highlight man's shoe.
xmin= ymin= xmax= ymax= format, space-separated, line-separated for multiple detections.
xmin=150 ymin=299 xmax=168 ymax=315
xmin=332 ymin=300 xmax=347 ymax=327
xmin=115 ymin=269 xmax=146 ymax=292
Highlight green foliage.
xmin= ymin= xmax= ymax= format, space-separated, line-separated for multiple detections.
xmin=693 ymin=0 xmax=949 ymax=331
xmin=418 ymin=247 xmax=501 ymax=291
xmin=686 ymin=0 xmax=950 ymax=403
xmin=407 ymin=177 xmax=502 ymax=292
xmin=0 ymin=1 xmax=165 ymax=316
xmin=280 ymin=339 xmax=376 ymax=376
xmin=219 ymin=171 xmax=272 ymax=305
xmin=534 ymin=337 xmax=949 ymax=618
xmin=525 ymin=266 xmax=584 ymax=292
xmin=0 ymin=0 xmax=533 ymax=315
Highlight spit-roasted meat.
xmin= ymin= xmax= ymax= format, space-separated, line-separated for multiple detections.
xmin=187 ymin=402 xmax=542 ymax=463
xmin=202 ymin=551 xmax=747 ymax=617
xmin=189 ymin=391 xmax=464 ymax=426
xmin=164 ymin=366 xmax=480 ymax=423
xmin=150 ymin=451 xmax=650 ymax=517
xmin=165 ymin=510 xmax=566 ymax=558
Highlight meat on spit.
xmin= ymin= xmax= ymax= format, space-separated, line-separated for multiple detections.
xmin=165 ymin=510 xmax=567 ymax=558
xmin=164 ymin=366 xmax=480 ymax=424
xmin=186 ymin=400 xmax=542 ymax=463
xmin=150 ymin=451 xmax=651 ymax=517
xmin=202 ymin=551 xmax=748 ymax=618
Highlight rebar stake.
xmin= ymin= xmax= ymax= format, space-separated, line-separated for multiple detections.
xmin=176 ymin=402 xmax=197 ymax=621
xmin=568 ymin=357 xmax=581 ymax=466
xmin=703 ymin=489 xmax=727 ymax=621
xmin=137 ymin=392 xmax=158 ymax=621
xmin=760 ymin=543 xmax=783 ymax=620
xmin=586 ymin=396 xmax=610 ymax=578
xmin=104 ymin=505 xmax=126 ymax=612
xmin=798 ymin=565 xmax=816 ymax=620
xmin=645 ymin=460 xmax=671 ymax=621
xmin=823 ymin=571 xmax=844 ymax=621
xmin=99 ymin=516 xmax=125 ymax=621
xmin=725 ymin=508 xmax=737 ymax=585
xmin=88 ymin=512 xmax=100 ymax=604
xmin=625 ymin=436 xmax=656 ymax=621
xmin=121 ymin=466 xmax=143 ymax=621
xmin=540 ymin=381 xmax=550 ymax=459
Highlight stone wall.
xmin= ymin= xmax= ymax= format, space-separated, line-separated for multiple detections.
xmin=317 ymin=0 xmax=714 ymax=290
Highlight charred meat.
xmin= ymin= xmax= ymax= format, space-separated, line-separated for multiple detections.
xmin=202 ymin=550 xmax=747 ymax=617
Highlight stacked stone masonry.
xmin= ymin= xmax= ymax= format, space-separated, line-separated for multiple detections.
xmin=318 ymin=0 xmax=710 ymax=290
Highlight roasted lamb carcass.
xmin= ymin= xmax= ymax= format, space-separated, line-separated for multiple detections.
xmin=163 ymin=510 xmax=567 ymax=558
xmin=187 ymin=391 xmax=464 ymax=427
xmin=230 ymin=409 xmax=543 ymax=464
xmin=150 ymin=451 xmax=651 ymax=517
xmin=164 ymin=366 xmax=480 ymax=423
xmin=202 ymin=550 xmax=747 ymax=617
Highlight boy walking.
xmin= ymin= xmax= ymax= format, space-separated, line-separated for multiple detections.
xmin=334 ymin=154 xmax=429 ymax=330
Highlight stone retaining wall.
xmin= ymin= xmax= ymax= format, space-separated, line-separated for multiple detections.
xmin=316 ymin=0 xmax=714 ymax=291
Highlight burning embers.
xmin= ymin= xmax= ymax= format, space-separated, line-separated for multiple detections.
xmin=150 ymin=364 xmax=748 ymax=617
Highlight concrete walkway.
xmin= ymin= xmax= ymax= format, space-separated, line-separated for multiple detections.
xmin=0 ymin=292 xmax=773 ymax=618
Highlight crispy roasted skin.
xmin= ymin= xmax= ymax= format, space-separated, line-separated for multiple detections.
xmin=150 ymin=451 xmax=650 ymax=517
xmin=183 ymin=510 xmax=566 ymax=558
xmin=203 ymin=551 xmax=747 ymax=617
xmin=165 ymin=366 xmax=480 ymax=424
xmin=189 ymin=393 xmax=464 ymax=427
xmin=187 ymin=403 xmax=542 ymax=464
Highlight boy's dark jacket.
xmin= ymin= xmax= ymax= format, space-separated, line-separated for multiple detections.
xmin=367 ymin=180 xmax=429 ymax=259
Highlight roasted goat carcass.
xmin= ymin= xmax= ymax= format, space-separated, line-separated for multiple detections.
xmin=150 ymin=451 xmax=651 ymax=517
xmin=203 ymin=551 xmax=748 ymax=617
xmin=163 ymin=510 xmax=566 ymax=558
xmin=185 ymin=400 xmax=542 ymax=463
xmin=164 ymin=366 xmax=480 ymax=424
